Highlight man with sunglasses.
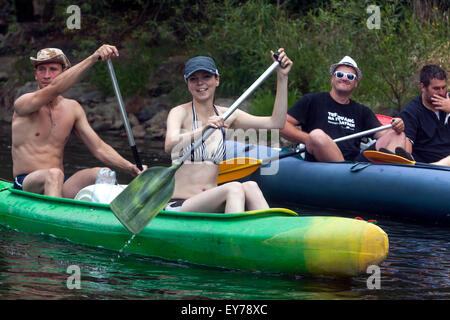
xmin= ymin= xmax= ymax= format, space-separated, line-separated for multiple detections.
xmin=398 ymin=65 xmax=450 ymax=164
xmin=280 ymin=56 xmax=405 ymax=162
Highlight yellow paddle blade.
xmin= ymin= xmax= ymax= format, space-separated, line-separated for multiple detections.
xmin=363 ymin=150 xmax=416 ymax=165
xmin=218 ymin=157 xmax=262 ymax=184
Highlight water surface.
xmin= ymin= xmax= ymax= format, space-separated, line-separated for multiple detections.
xmin=0 ymin=124 xmax=448 ymax=300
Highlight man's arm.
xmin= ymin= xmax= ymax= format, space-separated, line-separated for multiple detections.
xmin=404 ymin=139 xmax=413 ymax=153
xmin=373 ymin=117 xmax=404 ymax=139
xmin=14 ymin=45 xmax=119 ymax=116
xmin=73 ymin=102 xmax=143 ymax=177
xmin=397 ymin=104 xmax=417 ymax=154
xmin=228 ymin=49 xmax=292 ymax=130
xmin=279 ymin=114 xmax=309 ymax=144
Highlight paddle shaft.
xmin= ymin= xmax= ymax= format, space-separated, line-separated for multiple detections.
xmin=264 ymin=123 xmax=393 ymax=163
xmin=178 ymin=55 xmax=281 ymax=164
xmin=110 ymin=54 xmax=282 ymax=234
xmin=106 ymin=60 xmax=143 ymax=170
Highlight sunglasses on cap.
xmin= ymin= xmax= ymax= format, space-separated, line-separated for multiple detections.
xmin=334 ymin=71 xmax=357 ymax=81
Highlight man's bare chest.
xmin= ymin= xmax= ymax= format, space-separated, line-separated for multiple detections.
xmin=29 ymin=107 xmax=75 ymax=143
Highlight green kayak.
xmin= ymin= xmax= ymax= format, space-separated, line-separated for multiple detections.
xmin=0 ymin=180 xmax=388 ymax=277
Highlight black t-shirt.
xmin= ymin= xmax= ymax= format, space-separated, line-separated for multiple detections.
xmin=288 ymin=92 xmax=381 ymax=160
xmin=399 ymin=94 xmax=450 ymax=163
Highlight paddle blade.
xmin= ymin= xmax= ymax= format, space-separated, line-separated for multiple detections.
xmin=217 ymin=157 xmax=262 ymax=184
xmin=110 ymin=165 xmax=179 ymax=234
xmin=363 ymin=150 xmax=415 ymax=165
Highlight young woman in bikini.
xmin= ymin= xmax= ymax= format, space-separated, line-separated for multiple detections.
xmin=164 ymin=49 xmax=292 ymax=213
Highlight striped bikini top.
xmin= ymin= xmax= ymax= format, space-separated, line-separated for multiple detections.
xmin=182 ymin=102 xmax=226 ymax=165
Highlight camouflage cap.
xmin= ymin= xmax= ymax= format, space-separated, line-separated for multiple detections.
xmin=30 ymin=48 xmax=71 ymax=69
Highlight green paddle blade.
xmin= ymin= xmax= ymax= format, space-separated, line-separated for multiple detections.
xmin=110 ymin=164 xmax=180 ymax=234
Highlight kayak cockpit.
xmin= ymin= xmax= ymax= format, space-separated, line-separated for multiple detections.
xmin=5 ymin=182 xmax=298 ymax=220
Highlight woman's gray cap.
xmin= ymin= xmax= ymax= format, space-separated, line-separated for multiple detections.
xmin=329 ymin=56 xmax=362 ymax=80
xmin=184 ymin=56 xmax=219 ymax=82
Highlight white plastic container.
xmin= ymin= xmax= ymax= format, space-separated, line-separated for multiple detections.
xmin=74 ymin=184 xmax=126 ymax=204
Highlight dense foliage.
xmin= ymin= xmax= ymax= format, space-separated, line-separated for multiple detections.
xmin=3 ymin=0 xmax=449 ymax=114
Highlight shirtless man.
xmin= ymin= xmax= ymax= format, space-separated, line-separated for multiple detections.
xmin=12 ymin=45 xmax=145 ymax=198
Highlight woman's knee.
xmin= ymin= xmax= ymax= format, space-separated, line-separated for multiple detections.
xmin=241 ymin=181 xmax=260 ymax=193
xmin=224 ymin=181 xmax=245 ymax=197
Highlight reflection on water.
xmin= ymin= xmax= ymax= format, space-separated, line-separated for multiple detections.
xmin=0 ymin=218 xmax=449 ymax=300
xmin=375 ymin=221 xmax=450 ymax=299
xmin=0 ymin=122 xmax=170 ymax=184
xmin=0 ymin=225 xmax=353 ymax=300
xmin=0 ymin=122 xmax=13 ymax=182
xmin=0 ymin=123 xmax=449 ymax=300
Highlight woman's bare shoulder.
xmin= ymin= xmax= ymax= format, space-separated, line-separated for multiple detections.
xmin=169 ymin=102 xmax=192 ymax=116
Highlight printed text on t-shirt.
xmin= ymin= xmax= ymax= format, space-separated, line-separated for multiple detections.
xmin=328 ymin=112 xmax=355 ymax=130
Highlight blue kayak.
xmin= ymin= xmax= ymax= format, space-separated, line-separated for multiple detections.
xmin=230 ymin=143 xmax=450 ymax=226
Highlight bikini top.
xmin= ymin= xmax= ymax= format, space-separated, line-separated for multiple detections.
xmin=181 ymin=102 xmax=226 ymax=165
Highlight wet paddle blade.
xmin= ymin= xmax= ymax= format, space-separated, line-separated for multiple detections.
xmin=110 ymin=164 xmax=179 ymax=234
xmin=363 ymin=150 xmax=416 ymax=165
xmin=218 ymin=157 xmax=262 ymax=184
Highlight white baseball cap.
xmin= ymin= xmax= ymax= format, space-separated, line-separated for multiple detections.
xmin=330 ymin=56 xmax=362 ymax=80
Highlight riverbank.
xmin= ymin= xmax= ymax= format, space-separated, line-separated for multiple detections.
xmin=0 ymin=50 xmax=251 ymax=142
xmin=1 ymin=1 xmax=448 ymax=143
xmin=0 ymin=14 xmax=254 ymax=142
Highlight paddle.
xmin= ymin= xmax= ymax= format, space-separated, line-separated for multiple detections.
xmin=218 ymin=123 xmax=393 ymax=184
xmin=363 ymin=150 xmax=416 ymax=165
xmin=110 ymin=54 xmax=282 ymax=234
xmin=106 ymin=59 xmax=143 ymax=170
xmin=363 ymin=150 xmax=450 ymax=173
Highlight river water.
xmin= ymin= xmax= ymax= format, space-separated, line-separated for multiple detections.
xmin=0 ymin=123 xmax=448 ymax=302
